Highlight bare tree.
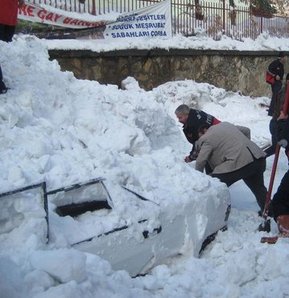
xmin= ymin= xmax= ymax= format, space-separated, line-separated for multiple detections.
xmin=237 ymin=0 xmax=289 ymax=16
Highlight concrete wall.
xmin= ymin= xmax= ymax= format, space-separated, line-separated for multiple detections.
xmin=48 ymin=49 xmax=289 ymax=97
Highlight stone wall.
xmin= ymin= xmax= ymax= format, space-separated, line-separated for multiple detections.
xmin=48 ymin=49 xmax=289 ymax=97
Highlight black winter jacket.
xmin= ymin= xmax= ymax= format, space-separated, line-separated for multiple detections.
xmin=183 ymin=109 xmax=219 ymax=156
xmin=268 ymin=59 xmax=284 ymax=80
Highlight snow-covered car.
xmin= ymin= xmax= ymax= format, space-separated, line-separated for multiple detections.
xmin=0 ymin=177 xmax=230 ymax=277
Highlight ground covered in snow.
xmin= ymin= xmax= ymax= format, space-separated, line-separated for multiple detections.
xmin=0 ymin=35 xmax=289 ymax=298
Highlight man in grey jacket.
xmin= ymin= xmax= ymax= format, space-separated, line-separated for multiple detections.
xmin=195 ymin=122 xmax=267 ymax=212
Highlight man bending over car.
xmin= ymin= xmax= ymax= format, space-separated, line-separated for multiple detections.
xmin=195 ymin=122 xmax=267 ymax=214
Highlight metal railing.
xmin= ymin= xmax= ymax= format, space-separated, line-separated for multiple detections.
xmin=25 ymin=0 xmax=289 ymax=40
xmin=172 ymin=1 xmax=289 ymax=39
xmin=27 ymin=0 xmax=153 ymax=14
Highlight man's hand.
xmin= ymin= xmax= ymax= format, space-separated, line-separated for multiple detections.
xmin=184 ymin=156 xmax=193 ymax=163
xmin=278 ymin=110 xmax=288 ymax=120
xmin=184 ymin=150 xmax=199 ymax=163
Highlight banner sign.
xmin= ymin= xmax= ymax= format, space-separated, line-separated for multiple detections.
xmin=103 ymin=0 xmax=171 ymax=39
xmin=18 ymin=3 xmax=113 ymax=28
xmin=18 ymin=0 xmax=172 ymax=39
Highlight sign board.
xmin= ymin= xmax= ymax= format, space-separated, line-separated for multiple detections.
xmin=104 ymin=0 xmax=171 ymax=39
xmin=18 ymin=0 xmax=171 ymax=39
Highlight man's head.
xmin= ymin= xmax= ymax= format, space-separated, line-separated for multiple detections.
xmin=198 ymin=124 xmax=210 ymax=137
xmin=278 ymin=51 xmax=286 ymax=64
xmin=175 ymin=104 xmax=190 ymax=124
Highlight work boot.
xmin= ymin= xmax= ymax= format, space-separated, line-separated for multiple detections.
xmin=277 ymin=215 xmax=289 ymax=236
xmin=258 ymin=218 xmax=271 ymax=232
xmin=0 ymin=80 xmax=8 ymax=94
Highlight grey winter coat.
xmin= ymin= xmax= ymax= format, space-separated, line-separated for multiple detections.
xmin=195 ymin=122 xmax=265 ymax=174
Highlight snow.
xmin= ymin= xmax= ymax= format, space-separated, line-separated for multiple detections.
xmin=1 ymin=32 xmax=289 ymax=298
xmin=42 ymin=32 xmax=289 ymax=52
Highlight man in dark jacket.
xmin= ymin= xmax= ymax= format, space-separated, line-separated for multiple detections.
xmin=267 ymin=52 xmax=286 ymax=116
xmin=175 ymin=104 xmax=220 ymax=163
xmin=271 ymin=170 xmax=289 ymax=235
xmin=264 ymin=73 xmax=289 ymax=160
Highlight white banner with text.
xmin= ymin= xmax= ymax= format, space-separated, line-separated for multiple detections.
xmin=103 ymin=0 xmax=171 ymax=39
xmin=18 ymin=0 xmax=171 ymax=39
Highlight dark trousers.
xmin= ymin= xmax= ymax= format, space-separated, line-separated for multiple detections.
xmin=271 ymin=170 xmax=289 ymax=219
xmin=264 ymin=118 xmax=289 ymax=158
xmin=268 ymin=81 xmax=282 ymax=116
xmin=212 ymin=158 xmax=267 ymax=211
xmin=0 ymin=24 xmax=16 ymax=42
xmin=0 ymin=24 xmax=14 ymax=93
xmin=0 ymin=65 xmax=7 ymax=93
xmin=265 ymin=118 xmax=279 ymax=157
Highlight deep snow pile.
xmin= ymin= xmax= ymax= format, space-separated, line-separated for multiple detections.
xmin=0 ymin=36 xmax=289 ymax=298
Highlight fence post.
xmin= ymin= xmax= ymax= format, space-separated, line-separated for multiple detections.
xmin=91 ymin=0 xmax=96 ymax=15
xmin=222 ymin=0 xmax=225 ymax=33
